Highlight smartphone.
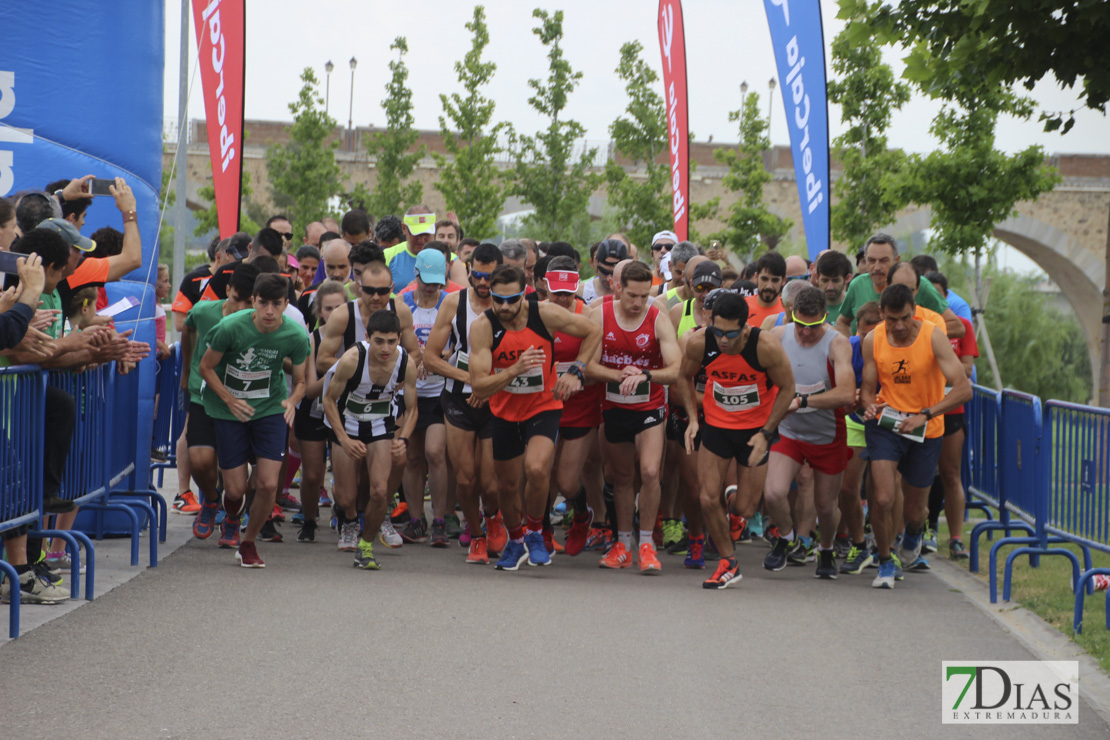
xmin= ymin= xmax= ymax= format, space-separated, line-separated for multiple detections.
xmin=89 ymin=177 xmax=115 ymax=196
xmin=0 ymin=251 xmax=23 ymax=274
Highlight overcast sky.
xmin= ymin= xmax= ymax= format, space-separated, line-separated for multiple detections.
xmin=163 ymin=0 xmax=1108 ymax=156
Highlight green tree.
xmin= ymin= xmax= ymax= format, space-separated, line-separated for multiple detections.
xmin=604 ymin=41 xmax=672 ymax=249
xmin=193 ymin=170 xmax=261 ymax=237
xmin=158 ymin=165 xmax=175 ymax=256
xmin=265 ymin=67 xmax=343 ymax=240
xmin=363 ymin=37 xmax=424 ymax=219
xmin=509 ymin=9 xmax=602 ymax=241
xmin=712 ymin=91 xmax=792 ymax=259
xmin=432 ymin=6 xmax=508 ymax=241
xmin=827 ymin=17 xmax=911 ymax=249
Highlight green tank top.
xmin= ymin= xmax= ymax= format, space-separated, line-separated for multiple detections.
xmin=677 ymin=298 xmax=700 ymax=337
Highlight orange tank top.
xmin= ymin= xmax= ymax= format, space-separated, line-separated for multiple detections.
xmin=745 ymin=295 xmax=784 ymax=328
xmin=485 ymin=306 xmax=562 ymax=422
xmin=874 ymin=320 xmax=946 ymax=439
xmin=702 ymin=327 xmax=777 ymax=430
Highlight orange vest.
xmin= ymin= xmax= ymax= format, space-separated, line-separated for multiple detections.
xmin=915 ymin=305 xmax=947 ymax=335
xmin=874 ymin=321 xmax=946 ymax=439
xmin=485 ymin=306 xmax=562 ymax=422
xmin=745 ymin=295 xmax=783 ymax=328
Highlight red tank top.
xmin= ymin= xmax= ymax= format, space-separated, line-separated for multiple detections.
xmin=702 ymin=327 xmax=777 ymax=429
xmin=486 ymin=306 xmax=562 ymax=422
xmin=554 ymin=299 xmax=602 ymax=427
xmin=600 ymin=300 xmax=666 ymax=411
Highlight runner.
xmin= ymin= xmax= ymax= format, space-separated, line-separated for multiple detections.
xmin=812 ymin=250 xmax=853 ymax=323
xmin=657 ymin=242 xmax=700 ymax=308
xmin=860 ymin=283 xmax=972 ymax=589
xmin=681 ymin=292 xmax=795 ymax=589
xmin=468 ymin=265 xmax=600 ymax=570
xmin=745 ymin=252 xmax=786 ymax=327
xmin=422 ymin=243 xmax=506 ymax=564
xmin=587 ymin=260 xmax=684 ymax=574
xmin=888 ymin=262 xmax=947 ymax=334
xmin=197 ymin=273 xmax=311 ymax=568
xmin=580 ymin=239 xmax=627 ymax=304
xmin=321 ymin=310 xmax=418 ymax=570
xmin=762 ymin=284 xmax=855 ymax=579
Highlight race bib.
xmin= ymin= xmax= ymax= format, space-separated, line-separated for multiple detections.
xmin=455 ymin=351 xmax=470 ymax=373
xmin=309 ymin=396 xmax=324 ymax=418
xmin=497 ymin=365 xmax=544 ymax=394
xmin=878 ymin=406 xmax=926 ymax=443
xmin=345 ymin=391 xmax=392 ymax=421
xmin=712 ymin=381 xmax=760 ymax=413
xmin=795 ymin=380 xmax=827 ymax=414
xmin=606 ymin=380 xmax=650 ymax=405
xmin=225 ymin=365 xmax=271 ymax=400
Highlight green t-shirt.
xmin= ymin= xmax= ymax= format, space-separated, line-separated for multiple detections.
xmin=41 ymin=290 xmax=62 ymax=339
xmin=202 ymin=309 xmax=311 ymax=422
xmin=838 ymin=273 xmax=948 ymax=324
xmin=825 ymin=298 xmax=844 ymax=325
xmin=184 ymin=299 xmax=231 ymax=405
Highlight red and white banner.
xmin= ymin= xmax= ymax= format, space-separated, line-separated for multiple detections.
xmin=657 ymin=0 xmax=689 ymax=241
xmin=192 ymin=0 xmax=244 ymax=238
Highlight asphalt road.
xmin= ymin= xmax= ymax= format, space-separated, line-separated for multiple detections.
xmin=1 ymin=514 xmax=1107 ymax=739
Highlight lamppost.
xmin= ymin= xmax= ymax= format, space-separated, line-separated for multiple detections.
xmin=767 ymin=77 xmax=777 ymax=129
xmin=347 ymin=56 xmax=357 ymax=152
xmin=324 ymin=60 xmax=334 ymax=116
xmin=740 ymin=80 xmax=749 ymax=106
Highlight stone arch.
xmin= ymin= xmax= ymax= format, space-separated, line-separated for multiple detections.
xmin=886 ymin=206 xmax=1101 ymax=400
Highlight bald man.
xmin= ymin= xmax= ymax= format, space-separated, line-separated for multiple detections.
xmin=304 ymin=221 xmax=327 ymax=248
xmin=296 ymin=238 xmax=352 ymax=328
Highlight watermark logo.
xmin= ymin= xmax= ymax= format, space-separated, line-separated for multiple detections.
xmin=942 ymin=661 xmax=1078 ymax=724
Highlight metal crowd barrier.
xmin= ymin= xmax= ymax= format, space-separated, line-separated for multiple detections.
xmin=150 ymin=343 xmax=186 ymax=488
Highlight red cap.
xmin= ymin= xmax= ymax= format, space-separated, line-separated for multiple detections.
xmin=545 ymin=270 xmax=580 ymax=293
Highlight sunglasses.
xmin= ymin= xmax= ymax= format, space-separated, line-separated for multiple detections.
xmin=491 ymin=290 xmax=525 ymax=305
xmin=693 ymin=282 xmax=718 ymax=293
xmin=361 ymin=285 xmax=392 ymax=297
xmin=709 ymin=325 xmax=744 ymax=341
xmin=471 ymin=270 xmax=493 ymax=281
xmin=791 ymin=311 xmax=828 ymax=327
xmin=785 ymin=274 xmax=810 ymax=282
xmin=596 ymin=263 xmax=615 ymax=276
xmin=651 ymin=242 xmax=674 ymax=252
xmin=278 ymin=232 xmax=293 ymax=241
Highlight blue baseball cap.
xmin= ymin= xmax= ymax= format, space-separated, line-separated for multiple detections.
xmin=415 ymin=248 xmax=447 ymax=285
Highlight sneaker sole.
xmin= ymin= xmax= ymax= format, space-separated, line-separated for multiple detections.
xmin=814 ymin=571 xmax=838 ymax=580
xmin=528 ymin=556 xmax=551 ymax=567
xmin=354 ymin=560 xmax=380 ymax=570
xmin=217 ymin=541 xmax=239 ymax=549
xmin=466 ymin=557 xmax=489 ymax=565
xmin=430 ymin=540 xmax=451 ymax=549
xmin=704 ymin=573 xmax=742 ymax=589
xmin=495 ymin=555 xmax=529 ymax=571
xmin=763 ymin=561 xmax=788 ymax=572
xmin=378 ymin=537 xmax=403 ymax=549
xmin=235 ymin=554 xmax=265 ymax=568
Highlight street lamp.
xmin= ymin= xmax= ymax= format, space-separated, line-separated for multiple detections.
xmin=324 ymin=60 xmax=334 ymax=116
xmin=767 ymin=77 xmax=777 ymax=129
xmin=740 ymin=80 xmax=749 ymax=103
xmin=347 ymin=56 xmax=357 ymax=152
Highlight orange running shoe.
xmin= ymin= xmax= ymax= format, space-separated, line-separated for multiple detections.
xmin=466 ymin=536 xmax=489 ymax=565
xmin=552 ymin=537 xmax=564 ymax=554
xmin=173 ymin=490 xmax=202 ymax=515
xmin=486 ymin=511 xmax=508 ymax=555
xmin=639 ymin=543 xmax=662 ymax=574
xmin=599 ymin=541 xmax=632 ymax=569
xmin=729 ymin=513 xmax=747 ymax=543
xmin=703 ymin=557 xmax=742 ymax=589
xmin=271 ymin=503 xmax=285 ymax=523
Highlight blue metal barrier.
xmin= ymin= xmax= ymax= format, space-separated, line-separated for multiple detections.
xmin=1042 ymin=400 xmax=1110 ymax=634
xmin=108 ymin=357 xmax=165 ymax=554
xmin=0 ymin=365 xmax=46 ymax=638
xmin=150 ymin=343 xmax=186 ymax=488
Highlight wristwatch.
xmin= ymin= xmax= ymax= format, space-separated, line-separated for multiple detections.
xmin=643 ymin=370 xmax=653 ymax=383
xmin=759 ymin=427 xmax=779 ymax=445
xmin=922 ymin=408 xmax=935 ymax=420
xmin=798 ymin=393 xmax=809 ymax=409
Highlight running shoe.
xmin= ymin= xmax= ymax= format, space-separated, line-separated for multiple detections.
xmin=297 ymin=519 xmax=317 ymax=543
xmin=833 ymin=535 xmax=852 ymax=559
xmin=1 ymin=569 xmax=68 ymax=605
xmin=319 ymin=490 xmax=332 ymax=508
xmin=495 ymin=540 xmax=529 ymax=571
xmin=278 ymin=493 xmax=302 ymax=512
xmin=338 ymin=521 xmax=359 ymax=552
xmin=236 ymin=541 xmax=265 ymax=568
xmin=354 ymin=537 xmax=380 ymax=570
xmin=599 ymin=542 xmax=632 ymax=569
xmin=583 ymin=527 xmax=613 ymax=552
xmin=684 ymin=537 xmax=706 ymax=569
xmin=839 ymin=545 xmax=873 ymax=575
xmin=748 ymin=511 xmax=765 ymax=543
xmin=390 ymin=501 xmax=411 ymax=525
xmin=173 ymin=490 xmax=202 ymax=515
xmin=898 ymin=527 xmax=923 ymax=567
xmin=948 ymin=538 xmax=969 ymax=561
xmin=907 ymin=556 xmax=931 ymax=571
xmin=638 ymin=543 xmax=662 ymax=574
xmin=524 ymin=531 xmax=551 ymax=566
xmin=703 ymin=558 xmax=742 ymax=590
xmin=485 ymin=511 xmax=507 ymax=555
xmin=291 ymin=511 xmax=305 ymax=525
xmin=429 ymin=519 xmax=450 ymax=548
xmin=379 ymin=518 xmax=403 ymax=548
xmin=763 ymin=536 xmax=791 ymax=572
xmin=45 ymin=552 xmax=86 ymax=575
xmin=661 ymin=519 xmax=678 ymax=551
xmin=922 ymin=527 xmax=939 ymax=555
xmin=669 ymin=530 xmax=690 ymax=555
xmin=815 ymin=549 xmax=838 ymax=579
xmin=458 ymin=524 xmax=472 ymax=548
xmin=652 ymin=516 xmax=664 ymax=549
xmin=217 ymin=517 xmax=241 ymax=549
xmin=787 ymin=537 xmax=816 ymax=566
xmin=33 ymin=558 xmax=62 ymax=586
xmin=193 ymin=500 xmax=220 ymax=539
xmin=270 ymin=503 xmax=285 ymax=523
xmin=1091 ymin=574 xmax=1110 ymax=592
xmin=259 ymin=519 xmax=283 ymax=543
xmin=867 ymin=545 xmax=881 ymax=568
xmin=893 ymin=554 xmax=905 ymax=581
xmin=466 ymin=536 xmax=489 ymax=565
xmin=564 ymin=508 xmax=593 ymax=556
xmin=400 ymin=517 xmax=429 ymax=544
xmin=444 ymin=513 xmax=463 ymax=539
xmin=871 ymin=558 xmax=896 ymax=589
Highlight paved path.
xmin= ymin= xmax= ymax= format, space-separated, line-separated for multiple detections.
xmin=2 ymin=505 xmax=1108 ymax=738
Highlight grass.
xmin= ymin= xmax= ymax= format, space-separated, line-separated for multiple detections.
xmin=938 ymin=514 xmax=1110 ymax=675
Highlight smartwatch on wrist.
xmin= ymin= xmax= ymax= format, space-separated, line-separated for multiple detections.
xmin=922 ymin=408 xmax=935 ymax=420
xmin=758 ymin=427 xmax=779 ymax=445
xmin=798 ymin=393 xmax=809 ymax=409
xmin=643 ymin=370 xmax=653 ymax=383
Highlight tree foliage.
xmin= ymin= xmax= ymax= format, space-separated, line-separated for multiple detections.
xmin=265 ymin=67 xmax=343 ymax=239
xmin=712 ymin=91 xmax=791 ymax=258
xmin=432 ymin=6 xmax=507 ymax=241
xmin=827 ymin=17 xmax=911 ymax=249
xmin=509 ymin=9 xmax=602 ymax=241
xmin=363 ymin=37 xmax=424 ymax=219
xmin=840 ymin=0 xmax=1110 ymax=133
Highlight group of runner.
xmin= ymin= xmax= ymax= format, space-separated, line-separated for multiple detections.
xmin=173 ymin=214 xmax=975 ymax=591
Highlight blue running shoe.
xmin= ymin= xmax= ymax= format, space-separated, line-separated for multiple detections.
xmin=215 ymin=509 xmax=226 ymax=526
xmin=291 ymin=511 xmax=305 ymax=525
xmin=871 ymin=558 xmax=896 ymax=589
xmin=495 ymin=540 xmax=529 ymax=571
xmin=524 ymin=531 xmax=550 ymax=566
xmin=684 ymin=537 xmax=705 ymax=569
xmin=907 ymin=555 xmax=931 ymax=571
xmin=193 ymin=500 xmax=220 ymax=540
xmin=898 ymin=528 xmax=922 ymax=568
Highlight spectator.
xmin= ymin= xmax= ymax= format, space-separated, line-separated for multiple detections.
xmin=154 ymin=264 xmax=171 ymax=360
xmin=0 ymin=197 xmax=17 ymax=251
xmin=0 ymin=252 xmax=52 ymax=357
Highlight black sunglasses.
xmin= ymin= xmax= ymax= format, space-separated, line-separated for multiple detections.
xmin=651 ymin=242 xmax=674 ymax=252
xmin=361 ymin=285 xmax=392 ymax=297
xmin=491 ymin=290 xmax=525 ymax=305
xmin=710 ymin=326 xmax=743 ymax=341
xmin=278 ymin=232 xmax=293 ymax=241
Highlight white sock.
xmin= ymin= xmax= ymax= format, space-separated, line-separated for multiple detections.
xmin=639 ymin=530 xmax=654 ymax=550
xmin=783 ymin=529 xmax=795 ymax=542
xmin=618 ymin=531 xmax=633 ymax=550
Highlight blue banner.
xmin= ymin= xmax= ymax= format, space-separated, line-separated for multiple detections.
xmin=764 ymin=0 xmax=830 ymax=259
xmin=0 ymin=2 xmax=165 ymax=486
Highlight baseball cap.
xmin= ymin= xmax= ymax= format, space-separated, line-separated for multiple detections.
xmin=690 ymin=260 xmax=723 ymax=289
xmin=595 ymin=239 xmax=629 ymax=264
xmin=37 ymin=218 xmax=95 ymax=252
xmin=414 ymin=248 xmax=447 ymax=285
xmin=403 ymin=213 xmax=437 ymax=236
xmin=651 ymin=230 xmax=678 ymax=246
xmin=545 ymin=269 xmax=580 ymax=294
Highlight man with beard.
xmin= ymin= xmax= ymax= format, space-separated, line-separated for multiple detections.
xmin=745 ymin=252 xmax=786 ymax=327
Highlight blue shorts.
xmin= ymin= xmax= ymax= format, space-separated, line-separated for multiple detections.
xmin=864 ymin=421 xmax=943 ymax=489
xmin=213 ymin=414 xmax=288 ymax=469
